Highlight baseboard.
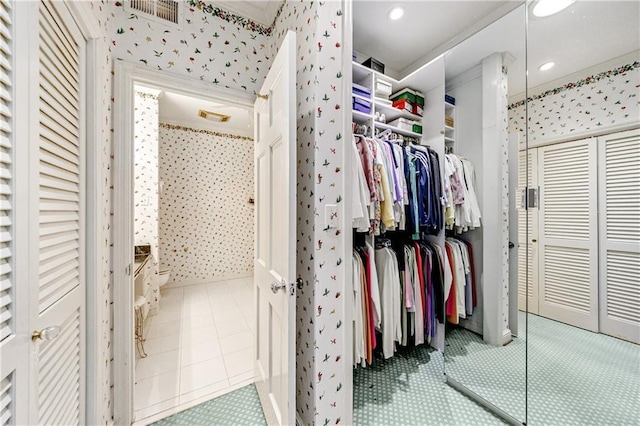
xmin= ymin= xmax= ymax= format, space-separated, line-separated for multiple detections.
xmin=165 ymin=272 xmax=253 ymax=288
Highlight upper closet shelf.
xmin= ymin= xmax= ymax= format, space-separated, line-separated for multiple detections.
xmin=375 ymin=121 xmax=422 ymax=138
xmin=374 ymin=99 xmax=422 ymax=123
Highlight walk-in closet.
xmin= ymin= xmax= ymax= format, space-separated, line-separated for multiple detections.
xmin=347 ymin=1 xmax=639 ymax=425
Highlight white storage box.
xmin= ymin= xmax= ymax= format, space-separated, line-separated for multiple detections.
xmin=375 ymin=78 xmax=393 ymax=97
xmin=388 ymin=117 xmax=418 ymax=132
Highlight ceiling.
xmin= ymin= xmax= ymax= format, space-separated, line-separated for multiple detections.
xmin=354 ymin=1 xmax=640 ymax=98
xmin=158 ymin=90 xmax=254 ymax=137
xmin=353 ymin=1 xmax=520 ymax=78
xmin=213 ymin=1 xmax=282 ymax=27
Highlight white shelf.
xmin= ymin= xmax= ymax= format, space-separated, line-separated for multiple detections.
xmin=374 ymin=100 xmax=422 ymax=123
xmin=444 ymin=125 xmax=455 ymax=132
xmin=353 ymin=61 xmax=373 ymax=85
xmin=352 ymin=110 xmax=372 ymax=122
xmin=445 ymin=136 xmax=455 ymax=143
xmin=445 ymin=101 xmax=456 ymax=108
xmin=374 ymin=121 xmax=422 ymax=139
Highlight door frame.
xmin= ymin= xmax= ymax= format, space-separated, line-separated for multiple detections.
xmin=112 ymin=61 xmax=254 ymax=424
xmin=64 ymin=3 xmax=109 ymax=424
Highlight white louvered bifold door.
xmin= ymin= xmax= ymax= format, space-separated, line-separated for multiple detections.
xmin=518 ymin=148 xmax=539 ymax=314
xmin=0 ymin=1 xmax=27 ymax=425
xmin=538 ymin=138 xmax=598 ymax=331
xmin=29 ymin=1 xmax=86 ymax=424
xmin=598 ymin=129 xmax=640 ymax=344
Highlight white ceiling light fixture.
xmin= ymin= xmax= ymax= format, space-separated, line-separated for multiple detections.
xmin=532 ymin=0 xmax=575 ymax=18
xmin=388 ymin=6 xmax=404 ymax=21
xmin=198 ymin=109 xmax=231 ymax=122
xmin=538 ymin=61 xmax=555 ymax=71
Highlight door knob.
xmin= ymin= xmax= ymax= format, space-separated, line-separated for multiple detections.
xmin=271 ymin=280 xmax=287 ymax=294
xmin=32 ymin=325 xmax=61 ymax=342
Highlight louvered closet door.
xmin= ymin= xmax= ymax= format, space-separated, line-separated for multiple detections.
xmin=518 ymin=148 xmax=538 ymax=314
xmin=30 ymin=1 xmax=86 ymax=424
xmin=598 ymin=129 xmax=640 ymax=343
xmin=538 ymin=138 xmax=598 ymax=331
xmin=0 ymin=1 xmax=26 ymax=424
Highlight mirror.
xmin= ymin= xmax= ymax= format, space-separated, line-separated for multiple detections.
xmin=523 ymin=1 xmax=640 ymax=424
xmin=442 ymin=4 xmax=527 ymax=423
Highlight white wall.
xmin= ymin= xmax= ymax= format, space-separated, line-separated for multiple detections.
xmin=158 ymin=124 xmax=254 ymax=284
xmin=447 ymin=66 xmax=484 ymax=335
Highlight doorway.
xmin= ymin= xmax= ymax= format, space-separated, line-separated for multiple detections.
xmin=130 ymin=84 xmax=256 ymax=421
xmin=113 ymin=62 xmax=256 ymax=424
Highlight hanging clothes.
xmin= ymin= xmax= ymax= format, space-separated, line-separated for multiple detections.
xmin=351 ymin=136 xmax=445 ymax=238
xmin=443 ymin=153 xmax=482 ymax=234
xmin=444 ymin=237 xmax=477 ymax=322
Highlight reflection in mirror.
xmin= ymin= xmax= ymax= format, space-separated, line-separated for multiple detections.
xmin=514 ymin=1 xmax=640 ymax=424
xmin=442 ymin=4 xmax=527 ymax=424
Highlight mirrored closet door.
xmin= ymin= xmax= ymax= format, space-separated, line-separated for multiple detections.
xmin=442 ymin=4 xmax=527 ymax=424
xmin=523 ymin=1 xmax=640 ymax=424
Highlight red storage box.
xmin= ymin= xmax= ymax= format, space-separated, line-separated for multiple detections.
xmin=392 ymin=98 xmax=413 ymax=114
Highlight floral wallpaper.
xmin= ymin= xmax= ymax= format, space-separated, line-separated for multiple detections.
xmin=111 ymin=1 xmax=272 ymax=94
xmin=133 ymin=89 xmax=160 ymax=313
xmin=158 ymin=124 xmax=254 ymax=284
xmin=509 ymin=61 xmax=640 ymax=144
xmin=269 ymin=1 xmax=318 ymax=424
xmin=312 ymin=2 xmax=348 ymax=425
xmin=270 ymin=1 xmax=348 ymax=424
xmin=187 ymin=0 xmax=285 ymax=36
xmin=500 ymin=66 xmax=510 ymax=334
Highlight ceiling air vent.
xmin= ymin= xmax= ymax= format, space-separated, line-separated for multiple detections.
xmin=126 ymin=0 xmax=182 ymax=27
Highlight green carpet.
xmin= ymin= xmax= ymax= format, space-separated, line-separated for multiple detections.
xmin=151 ymin=384 xmax=267 ymax=426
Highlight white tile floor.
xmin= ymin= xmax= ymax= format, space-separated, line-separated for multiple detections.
xmin=134 ymin=276 xmax=255 ymax=421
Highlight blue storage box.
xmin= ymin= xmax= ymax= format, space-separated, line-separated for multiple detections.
xmin=445 ymin=94 xmax=456 ymax=105
xmin=352 ymin=83 xmax=371 ymax=99
xmin=353 ymin=97 xmax=371 ymax=114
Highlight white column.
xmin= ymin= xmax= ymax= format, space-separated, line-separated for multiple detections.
xmin=481 ymin=52 xmax=512 ymax=346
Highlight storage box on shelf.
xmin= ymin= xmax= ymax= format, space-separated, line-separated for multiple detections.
xmin=444 ymin=94 xmax=456 ymax=153
xmin=363 ymin=57 xmax=385 ymax=74
xmin=353 ymin=97 xmax=371 ymax=114
xmin=352 ymin=82 xmax=371 ymax=99
xmin=388 ymin=117 xmax=422 ymax=135
xmin=375 ymin=78 xmax=393 ymax=98
xmin=352 ymin=61 xmax=425 ymax=143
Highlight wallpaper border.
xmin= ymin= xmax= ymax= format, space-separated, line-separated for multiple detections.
xmin=187 ymin=0 xmax=286 ymax=36
xmin=508 ymin=60 xmax=640 ymax=109
xmin=159 ymin=122 xmax=254 ymax=141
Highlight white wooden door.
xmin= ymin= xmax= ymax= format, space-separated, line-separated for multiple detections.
xmin=253 ymin=30 xmax=296 ymax=426
xmin=518 ymin=148 xmax=539 ymax=314
xmin=598 ymin=129 xmax=640 ymax=343
xmin=8 ymin=1 xmax=85 ymax=424
xmin=538 ymin=138 xmax=598 ymax=331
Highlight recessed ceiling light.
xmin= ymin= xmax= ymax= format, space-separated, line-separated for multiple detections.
xmin=388 ymin=7 xmax=404 ymax=21
xmin=539 ymin=61 xmax=555 ymax=71
xmin=532 ymin=0 xmax=575 ymax=17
